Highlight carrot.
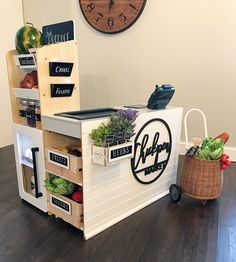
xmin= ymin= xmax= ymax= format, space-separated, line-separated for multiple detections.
xmin=215 ymin=132 xmax=229 ymax=144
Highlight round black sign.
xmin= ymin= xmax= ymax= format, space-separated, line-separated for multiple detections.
xmin=131 ymin=118 xmax=172 ymax=184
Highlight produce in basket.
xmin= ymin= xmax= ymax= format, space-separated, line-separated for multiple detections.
xmin=195 ymin=131 xmax=230 ymax=161
xmin=220 ymin=154 xmax=232 ymax=170
xmin=196 ymin=137 xmax=224 ymax=160
xmin=215 ymin=132 xmax=229 ymax=144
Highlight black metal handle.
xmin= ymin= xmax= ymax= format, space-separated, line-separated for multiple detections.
xmin=31 ymin=147 xmax=43 ymax=198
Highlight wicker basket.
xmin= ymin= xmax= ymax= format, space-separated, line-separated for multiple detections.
xmin=180 ymin=156 xmax=223 ymax=200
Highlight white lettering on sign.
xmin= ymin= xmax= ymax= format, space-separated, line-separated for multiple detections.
xmin=50 ymin=194 xmax=71 ymax=215
xmin=55 ymin=88 xmax=71 ymax=95
xmin=111 ymin=146 xmax=132 ymax=159
xmin=45 ymin=29 xmax=70 ymax=44
xmin=48 ymin=149 xmax=70 ymax=169
xmin=55 ymin=66 xmax=70 ymax=73
xmin=20 ymin=59 xmax=34 ymax=65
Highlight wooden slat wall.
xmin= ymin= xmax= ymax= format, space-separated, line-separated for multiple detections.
xmin=81 ymin=107 xmax=183 ymax=239
xmin=37 ymin=40 xmax=80 ymax=116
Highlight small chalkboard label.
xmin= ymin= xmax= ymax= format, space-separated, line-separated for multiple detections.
xmin=110 ymin=145 xmax=133 ymax=160
xmin=42 ymin=20 xmax=74 ymax=45
xmin=48 ymin=149 xmax=70 ymax=169
xmin=115 ymin=133 xmax=124 ymax=142
xmin=50 ymin=194 xmax=71 ymax=215
xmin=105 ymin=135 xmax=115 ymax=144
xmin=15 ymin=54 xmax=37 ymax=68
xmin=50 ymin=84 xmax=74 ymax=97
xmin=49 ymin=62 xmax=74 ymax=77
xmin=19 ymin=56 xmax=35 ymax=66
xmin=124 ymin=132 xmax=131 ymax=140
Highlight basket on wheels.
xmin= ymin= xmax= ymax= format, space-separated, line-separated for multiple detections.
xmin=180 ymin=156 xmax=223 ymax=200
xmin=169 ymin=108 xmax=229 ymax=204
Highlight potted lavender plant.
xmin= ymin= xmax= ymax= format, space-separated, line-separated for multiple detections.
xmin=89 ymin=108 xmax=137 ymax=165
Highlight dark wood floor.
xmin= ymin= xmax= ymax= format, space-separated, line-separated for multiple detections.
xmin=0 ymin=145 xmax=235 ymax=262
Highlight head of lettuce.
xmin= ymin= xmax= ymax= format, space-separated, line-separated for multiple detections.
xmin=196 ymin=137 xmax=224 ymax=160
xmin=44 ymin=173 xmax=75 ymax=195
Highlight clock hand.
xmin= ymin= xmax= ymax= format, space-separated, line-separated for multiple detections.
xmin=109 ymin=0 xmax=114 ymax=10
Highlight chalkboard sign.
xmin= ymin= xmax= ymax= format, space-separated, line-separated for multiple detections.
xmin=124 ymin=132 xmax=131 ymax=140
xmin=49 ymin=62 xmax=74 ymax=77
xmin=105 ymin=135 xmax=115 ymax=144
xmin=115 ymin=133 xmax=124 ymax=142
xmin=110 ymin=145 xmax=133 ymax=160
xmin=42 ymin=20 xmax=75 ymax=45
xmin=50 ymin=194 xmax=71 ymax=215
xmin=15 ymin=54 xmax=37 ymax=68
xmin=48 ymin=149 xmax=70 ymax=169
xmin=50 ymin=84 xmax=75 ymax=97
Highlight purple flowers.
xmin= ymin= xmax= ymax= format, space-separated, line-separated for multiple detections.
xmin=89 ymin=108 xmax=138 ymax=146
xmin=118 ymin=108 xmax=137 ymax=123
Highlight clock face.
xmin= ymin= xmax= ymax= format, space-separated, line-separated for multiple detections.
xmin=79 ymin=0 xmax=147 ymax=34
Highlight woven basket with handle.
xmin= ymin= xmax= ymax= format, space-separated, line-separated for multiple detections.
xmin=180 ymin=156 xmax=223 ymax=200
xmin=181 ymin=109 xmax=223 ymax=200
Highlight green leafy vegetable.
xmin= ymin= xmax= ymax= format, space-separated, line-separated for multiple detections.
xmin=44 ymin=173 xmax=75 ymax=195
xmin=196 ymin=137 xmax=224 ymax=160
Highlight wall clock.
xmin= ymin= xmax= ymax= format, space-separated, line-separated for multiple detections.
xmin=79 ymin=0 xmax=147 ymax=34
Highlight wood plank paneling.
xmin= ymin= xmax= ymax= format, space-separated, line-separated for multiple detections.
xmin=82 ymin=107 xmax=183 ymax=239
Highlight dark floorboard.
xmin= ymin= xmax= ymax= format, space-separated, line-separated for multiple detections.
xmin=0 ymin=145 xmax=235 ymax=262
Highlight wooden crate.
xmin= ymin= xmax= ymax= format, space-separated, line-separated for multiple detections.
xmin=45 ymin=147 xmax=82 ymax=184
xmin=44 ymin=130 xmax=83 ymax=184
xmin=92 ymin=141 xmax=134 ymax=166
xmin=47 ymin=192 xmax=83 ymax=230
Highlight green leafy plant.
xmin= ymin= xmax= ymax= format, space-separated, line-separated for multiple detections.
xmin=44 ymin=173 xmax=75 ymax=195
xmin=89 ymin=123 xmax=111 ymax=147
xmin=89 ymin=108 xmax=137 ymax=147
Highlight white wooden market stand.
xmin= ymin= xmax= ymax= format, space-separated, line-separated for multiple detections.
xmin=42 ymin=106 xmax=183 ymax=239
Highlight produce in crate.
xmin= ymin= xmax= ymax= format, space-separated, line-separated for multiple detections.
xmin=68 ymin=146 xmax=82 ymax=157
xmin=44 ymin=173 xmax=75 ymax=196
xmin=15 ymin=24 xmax=43 ymax=54
xmin=71 ymin=191 xmax=83 ymax=203
xmin=20 ymin=71 xmax=38 ymax=89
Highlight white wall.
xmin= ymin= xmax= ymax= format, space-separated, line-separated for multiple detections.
xmin=0 ymin=0 xmax=23 ymax=147
xmin=23 ymin=0 xmax=236 ymax=146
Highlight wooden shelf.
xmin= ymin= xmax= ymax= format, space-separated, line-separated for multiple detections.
xmin=45 ymin=170 xmax=82 ymax=186
xmin=13 ymin=88 xmax=40 ymax=100
xmin=6 ymin=40 xmax=82 ymax=233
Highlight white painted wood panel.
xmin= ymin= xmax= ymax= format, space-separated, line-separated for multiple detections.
xmin=12 ymin=123 xmax=47 ymax=212
xmin=81 ymin=107 xmax=183 ymax=239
